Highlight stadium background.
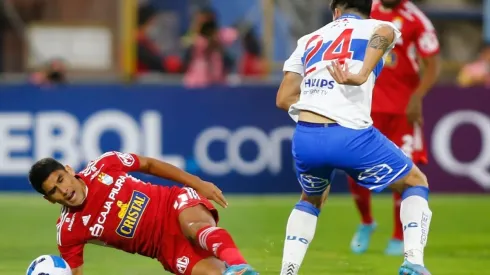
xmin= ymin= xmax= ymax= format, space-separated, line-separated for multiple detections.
xmin=0 ymin=0 xmax=489 ymax=274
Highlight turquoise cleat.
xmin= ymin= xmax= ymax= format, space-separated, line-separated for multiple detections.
xmin=399 ymin=260 xmax=431 ymax=275
xmin=350 ymin=223 xmax=376 ymax=254
xmin=223 ymin=264 xmax=259 ymax=275
xmin=385 ymin=239 xmax=404 ymax=256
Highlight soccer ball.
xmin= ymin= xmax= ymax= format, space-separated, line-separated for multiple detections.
xmin=26 ymin=255 xmax=72 ymax=275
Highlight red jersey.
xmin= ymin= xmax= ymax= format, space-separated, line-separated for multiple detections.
xmin=56 ymin=151 xmax=175 ymax=269
xmin=371 ymin=0 xmax=440 ymax=114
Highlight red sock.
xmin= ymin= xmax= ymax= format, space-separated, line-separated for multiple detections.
xmin=392 ymin=191 xmax=403 ymax=240
xmin=348 ymin=176 xmax=373 ymax=224
xmin=196 ymin=226 xmax=247 ymax=266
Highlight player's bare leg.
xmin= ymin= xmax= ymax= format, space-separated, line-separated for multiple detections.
xmin=178 ymin=204 xmax=258 ymax=275
xmin=389 ymin=165 xmax=432 ymax=275
xmin=190 ymin=257 xmax=225 ymax=275
xmin=347 ymin=176 xmax=376 ymax=254
xmin=280 ymin=186 xmax=330 ymax=275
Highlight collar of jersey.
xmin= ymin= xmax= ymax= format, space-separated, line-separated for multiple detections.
xmin=338 ymin=14 xmax=363 ymax=20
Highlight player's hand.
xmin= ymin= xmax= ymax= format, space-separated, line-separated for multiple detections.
xmin=327 ymin=60 xmax=368 ymax=86
xmin=195 ymin=181 xmax=228 ymax=208
xmin=406 ymin=94 xmax=424 ymax=125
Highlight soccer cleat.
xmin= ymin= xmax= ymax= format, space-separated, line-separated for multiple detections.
xmin=385 ymin=239 xmax=404 ymax=256
xmin=223 ymin=264 xmax=259 ymax=275
xmin=399 ymin=260 xmax=431 ymax=275
xmin=350 ymin=223 xmax=376 ymax=254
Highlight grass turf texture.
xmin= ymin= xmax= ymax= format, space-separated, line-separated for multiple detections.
xmin=2 ymin=194 xmax=489 ymax=275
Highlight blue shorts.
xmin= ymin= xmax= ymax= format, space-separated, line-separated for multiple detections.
xmin=293 ymin=121 xmax=413 ymax=196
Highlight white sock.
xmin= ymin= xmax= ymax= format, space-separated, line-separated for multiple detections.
xmin=400 ymin=187 xmax=432 ymax=266
xmin=280 ymin=201 xmax=319 ymax=275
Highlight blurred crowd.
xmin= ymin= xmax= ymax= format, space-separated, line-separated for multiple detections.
xmin=0 ymin=0 xmax=488 ymax=88
xmin=136 ymin=4 xmax=267 ymax=88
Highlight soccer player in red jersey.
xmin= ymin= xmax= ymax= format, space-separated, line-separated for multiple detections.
xmin=28 ymin=151 xmax=258 ymax=275
xmin=348 ymin=0 xmax=440 ymax=256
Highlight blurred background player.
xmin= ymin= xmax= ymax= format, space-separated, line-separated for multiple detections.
xmin=348 ymin=0 xmax=440 ymax=256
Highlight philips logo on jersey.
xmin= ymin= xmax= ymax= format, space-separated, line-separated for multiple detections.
xmin=304 ymin=79 xmax=335 ymax=89
xmin=116 ymin=190 xmax=150 ymax=238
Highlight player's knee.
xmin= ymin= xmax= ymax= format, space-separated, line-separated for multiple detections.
xmin=191 ymin=257 xmax=225 ymax=275
xmin=178 ymin=205 xmax=217 ymax=241
xmin=403 ymin=165 xmax=429 ymax=189
xmin=185 ymin=221 xmax=216 ymax=242
xmin=298 ymin=193 xmax=323 ymax=213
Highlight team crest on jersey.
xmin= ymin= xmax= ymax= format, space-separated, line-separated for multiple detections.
xmin=116 ymin=152 xmax=135 ymax=167
xmin=115 ymin=190 xmax=150 ymax=238
xmin=176 ymin=256 xmax=190 ymax=274
xmin=384 ymin=51 xmax=398 ymax=67
xmin=97 ymin=173 xmax=113 ymax=185
xmin=392 ymin=16 xmax=403 ymax=30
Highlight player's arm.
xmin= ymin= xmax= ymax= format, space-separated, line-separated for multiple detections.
xmin=413 ymin=20 xmax=441 ymax=99
xmin=406 ymin=19 xmax=441 ymax=124
xmin=136 ymin=155 xmax=228 ymax=208
xmin=328 ymin=24 xmax=400 ymax=85
xmin=276 ymin=72 xmax=303 ymax=111
xmin=414 ymin=54 xmax=440 ymax=98
xmin=276 ymin=38 xmax=305 ymax=111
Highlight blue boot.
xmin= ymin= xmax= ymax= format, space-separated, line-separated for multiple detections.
xmin=350 ymin=223 xmax=376 ymax=254
xmin=399 ymin=260 xmax=431 ymax=275
xmin=385 ymin=239 xmax=404 ymax=256
xmin=223 ymin=264 xmax=259 ymax=275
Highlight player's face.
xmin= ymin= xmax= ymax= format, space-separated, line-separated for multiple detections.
xmin=42 ymin=166 xmax=87 ymax=207
xmin=380 ymin=0 xmax=402 ymax=8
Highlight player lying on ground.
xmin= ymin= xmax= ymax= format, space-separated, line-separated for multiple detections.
xmin=348 ymin=0 xmax=440 ymax=256
xmin=28 ymin=151 xmax=258 ymax=275
xmin=276 ymin=0 xmax=432 ymax=275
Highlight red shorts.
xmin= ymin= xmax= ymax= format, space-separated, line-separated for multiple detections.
xmin=158 ymin=187 xmax=219 ymax=275
xmin=372 ymin=113 xmax=428 ymax=164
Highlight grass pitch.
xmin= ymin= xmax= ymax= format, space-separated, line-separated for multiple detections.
xmin=2 ymin=194 xmax=489 ymax=274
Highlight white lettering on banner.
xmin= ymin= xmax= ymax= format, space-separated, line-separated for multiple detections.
xmin=194 ymin=126 xmax=294 ymax=176
xmin=0 ymin=113 xmax=32 ymax=174
xmin=0 ymin=111 xmax=184 ymax=175
xmin=432 ymin=110 xmax=490 ymax=189
xmin=82 ymin=110 xmax=140 ymax=160
xmin=35 ymin=112 xmax=80 ymax=169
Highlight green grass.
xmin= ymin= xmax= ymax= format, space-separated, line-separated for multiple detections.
xmin=2 ymin=194 xmax=489 ymax=274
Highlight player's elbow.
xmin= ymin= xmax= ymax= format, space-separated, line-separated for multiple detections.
xmin=424 ymin=55 xmax=441 ymax=78
xmin=276 ymin=94 xmax=289 ymax=110
xmin=276 ymin=72 xmax=302 ymax=110
xmin=136 ymin=155 xmax=152 ymax=173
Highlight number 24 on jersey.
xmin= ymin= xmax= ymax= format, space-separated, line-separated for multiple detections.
xmin=303 ymin=29 xmax=354 ymax=76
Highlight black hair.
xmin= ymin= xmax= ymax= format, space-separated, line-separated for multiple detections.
xmin=330 ymin=0 xmax=372 ymax=18
xmin=199 ymin=20 xmax=218 ymax=37
xmin=28 ymin=158 xmax=65 ymax=195
xmin=138 ymin=4 xmax=157 ymax=27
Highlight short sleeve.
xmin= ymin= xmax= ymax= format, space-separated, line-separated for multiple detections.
xmin=58 ymin=243 xmax=85 ymax=269
xmin=414 ymin=19 xmax=440 ymax=57
xmin=283 ymin=38 xmax=306 ymax=76
xmin=377 ymin=21 xmax=402 ymax=52
xmin=99 ymin=151 xmax=140 ymax=172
